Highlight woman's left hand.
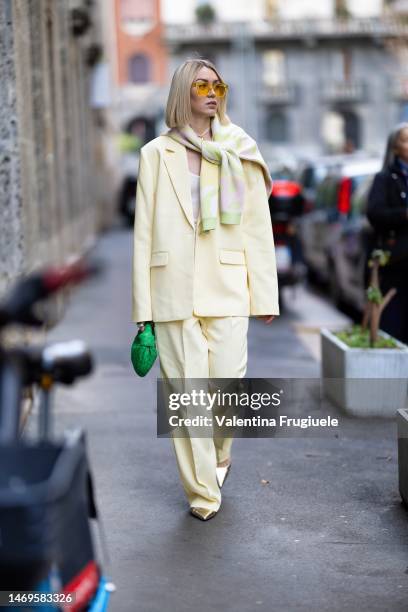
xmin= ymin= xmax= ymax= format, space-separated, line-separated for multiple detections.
xmin=255 ymin=315 xmax=276 ymax=324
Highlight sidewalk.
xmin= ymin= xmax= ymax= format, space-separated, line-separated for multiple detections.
xmin=38 ymin=225 xmax=408 ymax=612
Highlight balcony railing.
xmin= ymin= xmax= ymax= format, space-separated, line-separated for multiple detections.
xmin=164 ymin=18 xmax=408 ymax=44
xmin=252 ymin=16 xmax=408 ymax=39
xmin=259 ymin=82 xmax=298 ymax=105
xmin=320 ymin=79 xmax=366 ymax=103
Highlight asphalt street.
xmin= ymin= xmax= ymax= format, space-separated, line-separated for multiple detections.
xmin=31 ymin=224 xmax=408 ymax=612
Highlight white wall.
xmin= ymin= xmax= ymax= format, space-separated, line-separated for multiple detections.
xmin=160 ymin=0 xmax=384 ymax=24
xmin=345 ymin=0 xmax=383 ymax=18
xmin=213 ymin=0 xmax=264 ymax=22
xmin=161 ymin=0 xmax=268 ymax=23
xmin=277 ymin=0 xmax=334 ymax=20
xmin=161 ymin=0 xmax=195 ymax=24
xmin=277 ymin=0 xmax=383 ymax=20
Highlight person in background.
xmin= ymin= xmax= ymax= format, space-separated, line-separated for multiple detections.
xmin=367 ymin=122 xmax=408 ymax=344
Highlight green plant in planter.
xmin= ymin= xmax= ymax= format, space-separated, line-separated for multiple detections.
xmin=360 ymin=249 xmax=397 ymax=347
xmin=335 ymin=324 xmax=399 ymax=349
xmin=333 ymin=249 xmax=398 ymax=349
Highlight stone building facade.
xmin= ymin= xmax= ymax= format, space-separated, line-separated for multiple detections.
xmin=0 ymin=0 xmax=114 ymax=296
xmin=163 ymin=0 xmax=408 ymax=163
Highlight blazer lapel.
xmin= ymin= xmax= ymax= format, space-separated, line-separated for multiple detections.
xmin=163 ymin=138 xmax=195 ymax=230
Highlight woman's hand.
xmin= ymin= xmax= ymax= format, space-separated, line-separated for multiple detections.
xmin=137 ymin=321 xmax=155 ymax=333
xmin=255 ymin=315 xmax=276 ymax=324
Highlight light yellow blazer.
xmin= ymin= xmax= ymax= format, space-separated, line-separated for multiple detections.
xmin=132 ymin=134 xmax=280 ymax=323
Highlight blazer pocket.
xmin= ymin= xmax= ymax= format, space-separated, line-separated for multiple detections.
xmin=150 ymin=251 xmax=169 ymax=267
xmin=219 ymin=249 xmax=246 ymax=265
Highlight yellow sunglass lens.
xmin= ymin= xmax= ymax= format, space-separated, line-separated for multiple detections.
xmin=197 ymin=83 xmax=209 ymax=94
xmin=214 ymin=84 xmax=227 ymax=97
xmin=194 ymin=82 xmax=227 ymax=97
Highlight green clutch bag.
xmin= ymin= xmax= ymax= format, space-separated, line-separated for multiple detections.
xmin=131 ymin=322 xmax=158 ymax=377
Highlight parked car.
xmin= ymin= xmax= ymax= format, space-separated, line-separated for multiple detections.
xmin=327 ymin=174 xmax=378 ymax=310
xmin=298 ymin=156 xmax=382 ymax=310
xmin=296 ymin=151 xmax=377 ymax=211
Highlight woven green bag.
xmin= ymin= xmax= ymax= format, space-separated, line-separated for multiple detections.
xmin=131 ymin=322 xmax=158 ymax=377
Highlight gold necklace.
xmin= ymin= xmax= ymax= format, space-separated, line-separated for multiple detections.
xmin=195 ymin=126 xmax=210 ymax=138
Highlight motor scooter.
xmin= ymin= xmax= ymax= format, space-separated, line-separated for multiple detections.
xmin=269 ymin=180 xmax=307 ymax=305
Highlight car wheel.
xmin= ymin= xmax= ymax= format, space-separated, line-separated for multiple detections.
xmin=124 ymin=195 xmax=135 ymax=227
xmin=306 ymin=265 xmax=318 ymax=286
xmin=119 ymin=179 xmax=137 ymax=226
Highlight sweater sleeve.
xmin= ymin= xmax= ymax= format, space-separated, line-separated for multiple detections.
xmin=367 ymin=172 xmax=408 ymax=231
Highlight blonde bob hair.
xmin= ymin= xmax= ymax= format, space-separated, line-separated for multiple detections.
xmin=165 ymin=58 xmax=230 ymax=129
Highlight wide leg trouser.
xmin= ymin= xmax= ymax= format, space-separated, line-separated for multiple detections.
xmin=154 ymin=315 xmax=249 ymax=512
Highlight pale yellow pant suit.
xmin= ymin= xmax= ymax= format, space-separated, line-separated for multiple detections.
xmin=155 ymin=314 xmax=249 ymax=512
xmin=154 ymin=202 xmax=249 ymax=513
xmin=132 ymin=140 xmax=280 ymax=512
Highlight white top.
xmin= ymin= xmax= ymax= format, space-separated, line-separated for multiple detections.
xmin=189 ymin=172 xmax=201 ymax=225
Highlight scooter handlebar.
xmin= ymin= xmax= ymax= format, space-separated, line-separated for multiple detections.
xmin=0 ymin=257 xmax=104 ymax=328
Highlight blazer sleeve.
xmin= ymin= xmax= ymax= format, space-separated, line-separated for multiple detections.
xmin=367 ymin=172 xmax=408 ymax=231
xmin=242 ymin=161 xmax=280 ymax=316
xmin=132 ymin=146 xmax=155 ymax=323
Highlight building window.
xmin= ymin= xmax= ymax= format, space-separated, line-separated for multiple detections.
xmin=120 ymin=0 xmax=154 ymax=36
xmin=128 ymin=54 xmax=151 ymax=83
xmin=265 ymin=109 xmax=288 ymax=142
xmin=342 ymin=109 xmax=360 ymax=150
xmin=321 ymin=109 xmax=360 ymax=153
xmin=343 ymin=49 xmax=352 ymax=81
xmin=120 ymin=0 xmax=153 ymax=23
xmin=331 ymin=49 xmax=353 ymax=82
xmin=262 ymin=50 xmax=286 ymax=87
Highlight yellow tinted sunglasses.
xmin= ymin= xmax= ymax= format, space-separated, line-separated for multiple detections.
xmin=192 ymin=80 xmax=229 ymax=98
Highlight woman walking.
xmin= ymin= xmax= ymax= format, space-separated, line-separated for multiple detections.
xmin=132 ymin=59 xmax=280 ymax=520
xmin=367 ymin=122 xmax=408 ymax=345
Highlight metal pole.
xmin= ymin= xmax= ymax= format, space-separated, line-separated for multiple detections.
xmin=0 ymin=360 xmax=23 ymax=443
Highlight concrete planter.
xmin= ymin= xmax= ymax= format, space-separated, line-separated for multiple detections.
xmin=321 ymin=328 xmax=408 ymax=417
xmin=397 ymin=409 xmax=408 ymax=508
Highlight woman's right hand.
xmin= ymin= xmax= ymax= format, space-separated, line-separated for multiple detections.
xmin=137 ymin=321 xmax=155 ymax=332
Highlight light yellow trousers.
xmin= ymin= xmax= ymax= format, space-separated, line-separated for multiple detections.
xmin=154 ymin=315 xmax=249 ymax=512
